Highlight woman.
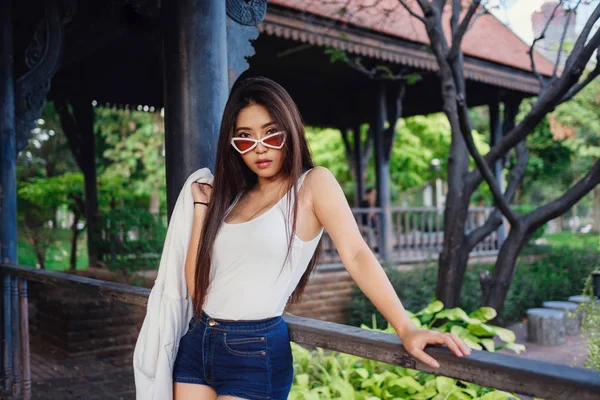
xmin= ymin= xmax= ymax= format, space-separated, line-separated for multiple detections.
xmin=172 ymin=77 xmax=470 ymax=400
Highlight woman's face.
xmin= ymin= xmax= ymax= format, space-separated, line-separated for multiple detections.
xmin=233 ymin=103 xmax=286 ymax=180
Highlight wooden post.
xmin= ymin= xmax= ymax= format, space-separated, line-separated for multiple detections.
xmin=353 ymin=124 xmax=364 ymax=207
xmin=18 ymin=279 xmax=30 ymax=400
xmin=10 ymin=277 xmax=20 ymax=397
xmin=0 ymin=0 xmax=16 ymax=391
xmin=162 ymin=0 xmax=228 ymax=218
xmin=373 ymin=84 xmax=392 ymax=261
xmin=489 ymin=94 xmax=506 ymax=243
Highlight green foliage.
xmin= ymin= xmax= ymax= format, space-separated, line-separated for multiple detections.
xmin=579 ymin=274 xmax=600 ymax=371
xmin=18 ymin=172 xmax=85 ymax=211
xmin=96 ymin=107 xmax=166 ymax=201
xmin=306 ymin=113 xmax=490 ymax=205
xmin=324 ymin=47 xmax=350 ymax=63
xmin=543 ymin=232 xmax=600 ymax=250
xmin=17 ymin=173 xmax=86 ymax=269
xmin=17 ymin=101 xmax=77 ymax=181
xmin=17 ymin=229 xmax=88 ymax=271
xmin=502 ymin=241 xmax=599 ymax=325
xmin=305 ymin=127 xmax=355 ymax=199
xmin=362 ymin=300 xmax=525 ymax=354
xmin=511 ymin=79 xmax=600 ymax=207
xmin=97 ymin=206 xmax=166 ymax=271
xmin=349 ymin=235 xmax=599 ymax=327
xmin=289 ymin=318 xmax=520 ymax=400
xmin=348 ymin=265 xmax=438 ymax=328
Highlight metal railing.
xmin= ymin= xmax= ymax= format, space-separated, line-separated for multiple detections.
xmin=320 ymin=207 xmax=500 ymax=264
xmin=1 ymin=263 xmax=599 ymax=399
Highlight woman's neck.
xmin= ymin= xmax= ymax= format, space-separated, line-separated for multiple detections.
xmin=255 ymin=174 xmax=288 ymax=194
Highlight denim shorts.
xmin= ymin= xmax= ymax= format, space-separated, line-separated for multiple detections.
xmin=172 ymin=310 xmax=294 ymax=400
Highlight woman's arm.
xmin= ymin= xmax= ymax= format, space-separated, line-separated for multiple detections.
xmin=307 ymin=167 xmax=471 ymax=368
xmin=185 ymin=183 xmax=211 ymax=299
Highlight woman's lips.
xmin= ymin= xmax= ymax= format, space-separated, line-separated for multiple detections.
xmin=256 ymin=160 xmax=272 ymax=169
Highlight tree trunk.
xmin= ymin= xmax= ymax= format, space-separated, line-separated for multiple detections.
xmin=70 ymin=211 xmax=81 ymax=270
xmin=149 ymin=192 xmax=160 ymax=215
xmin=32 ymin=238 xmax=45 ymax=270
xmin=435 ymin=128 xmax=471 ymax=307
xmin=570 ymin=203 xmax=578 ymax=233
xmin=56 ymin=96 xmax=100 ymax=268
xmin=436 ymin=200 xmax=471 ymax=307
xmin=593 ymin=186 xmax=599 ymax=233
xmin=483 ymin=224 xmax=528 ymax=319
xmin=435 ymin=98 xmax=471 ymax=307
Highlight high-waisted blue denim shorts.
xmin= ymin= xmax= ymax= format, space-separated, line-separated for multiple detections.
xmin=172 ymin=310 xmax=294 ymax=400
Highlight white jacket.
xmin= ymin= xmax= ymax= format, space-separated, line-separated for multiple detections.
xmin=133 ymin=167 xmax=214 ymax=400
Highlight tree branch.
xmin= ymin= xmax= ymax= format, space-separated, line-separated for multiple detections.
xmin=560 ymin=49 xmax=600 ymax=104
xmin=55 ymin=95 xmax=84 ymax=169
xmin=397 ymin=0 xmax=426 ymax=23
xmin=447 ymin=0 xmax=481 ymax=62
xmin=525 ymin=159 xmax=600 ymax=232
xmin=339 ymin=127 xmax=352 ymax=159
xmin=563 ymin=1 xmax=600 ymax=71
xmin=455 ymin=92 xmax=520 ymax=226
xmin=432 ymin=0 xmax=447 ymax=12
xmin=466 ymin=141 xmax=528 ymax=250
xmin=484 ymin=25 xmax=600 ymax=169
xmin=384 ymin=82 xmax=406 ymax=161
xmin=362 ymin=126 xmax=373 ymax=160
xmin=529 ymin=1 xmax=563 ymax=88
xmin=553 ymin=1 xmax=580 ymax=78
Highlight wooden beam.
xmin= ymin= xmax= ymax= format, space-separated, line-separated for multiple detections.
xmin=2 ymin=263 xmax=600 ymax=399
xmin=0 ymin=0 xmax=17 ymax=392
xmin=352 ymin=123 xmax=364 ymax=206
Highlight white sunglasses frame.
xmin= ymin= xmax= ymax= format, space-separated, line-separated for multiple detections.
xmin=231 ymin=131 xmax=286 ymax=154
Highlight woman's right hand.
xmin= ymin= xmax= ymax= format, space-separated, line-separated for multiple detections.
xmin=192 ymin=182 xmax=212 ymax=204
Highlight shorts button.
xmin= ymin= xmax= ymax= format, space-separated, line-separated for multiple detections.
xmin=261 ymin=351 xmax=266 ymax=356
xmin=208 ymin=319 xmax=216 ymax=326
xmin=260 ymin=337 xmax=265 ymax=341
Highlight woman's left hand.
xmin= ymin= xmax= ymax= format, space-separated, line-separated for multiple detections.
xmin=400 ymin=327 xmax=472 ymax=369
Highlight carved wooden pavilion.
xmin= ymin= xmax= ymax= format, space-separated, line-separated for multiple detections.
xmin=0 ymin=0 xmax=554 ymax=397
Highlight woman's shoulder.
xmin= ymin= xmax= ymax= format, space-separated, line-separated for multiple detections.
xmin=302 ymin=166 xmax=338 ymax=192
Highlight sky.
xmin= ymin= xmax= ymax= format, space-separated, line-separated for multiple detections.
xmin=487 ymin=0 xmax=598 ymax=45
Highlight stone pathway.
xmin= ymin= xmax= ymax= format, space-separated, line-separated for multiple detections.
xmin=29 ymin=330 xmax=135 ymax=400
xmin=500 ymin=321 xmax=588 ymax=368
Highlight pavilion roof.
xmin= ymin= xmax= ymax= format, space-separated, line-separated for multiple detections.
xmin=269 ymin=0 xmax=555 ymax=77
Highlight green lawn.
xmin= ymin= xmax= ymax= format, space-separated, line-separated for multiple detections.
xmin=543 ymin=232 xmax=600 ymax=251
xmin=18 ymin=228 xmax=88 ymax=271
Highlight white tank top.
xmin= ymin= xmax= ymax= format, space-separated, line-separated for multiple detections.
xmin=202 ymin=170 xmax=323 ymax=320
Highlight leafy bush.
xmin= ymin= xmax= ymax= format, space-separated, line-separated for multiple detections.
xmin=364 ymin=300 xmax=525 ymax=354
xmin=348 ymin=265 xmax=437 ymax=328
xmin=502 ymin=246 xmax=599 ymax=324
xmin=289 ymin=304 xmax=521 ymax=400
xmin=349 ymin=243 xmax=600 ymax=327
xmin=98 ymin=207 xmax=166 ymax=271
xmin=579 ymin=275 xmax=600 ymax=371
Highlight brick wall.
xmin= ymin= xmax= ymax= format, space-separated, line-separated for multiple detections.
xmin=287 ymin=268 xmax=355 ymax=323
xmin=28 ymin=281 xmax=144 ymax=364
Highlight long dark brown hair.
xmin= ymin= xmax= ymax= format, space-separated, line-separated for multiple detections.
xmin=192 ymin=77 xmax=322 ymax=319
